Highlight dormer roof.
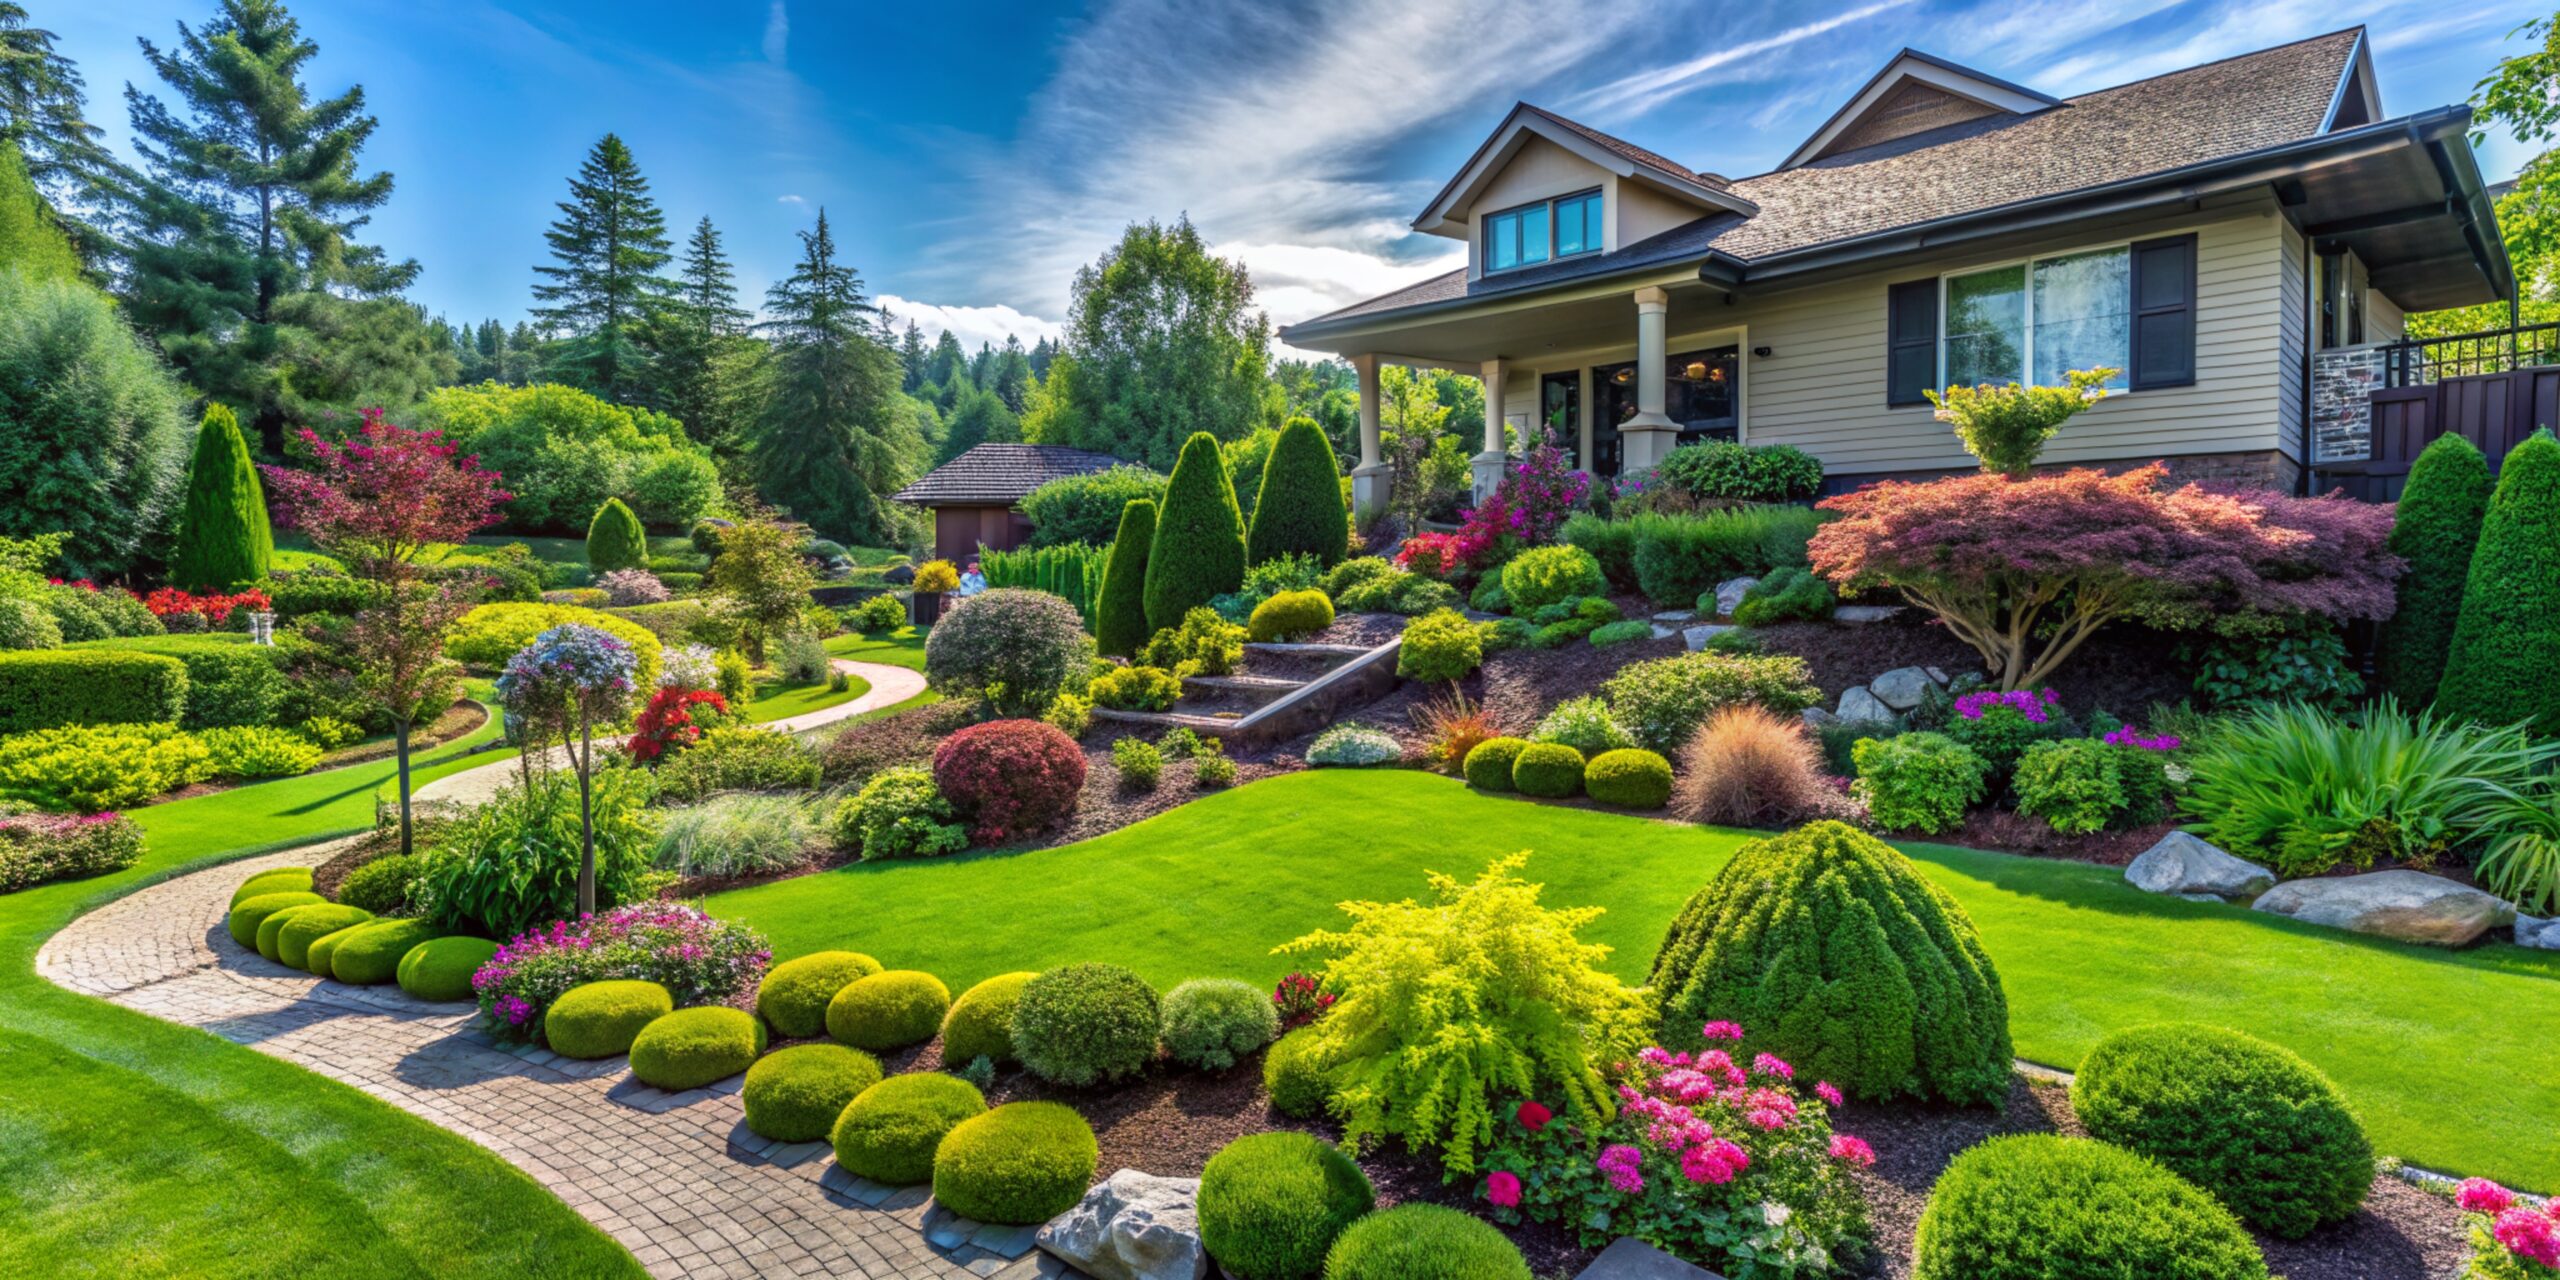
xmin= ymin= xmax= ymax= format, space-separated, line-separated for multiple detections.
xmin=1410 ymin=102 xmax=1756 ymax=239
xmin=1781 ymin=48 xmax=2062 ymax=169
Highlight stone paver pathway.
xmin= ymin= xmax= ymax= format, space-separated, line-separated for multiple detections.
xmin=36 ymin=839 xmax=1069 ymax=1280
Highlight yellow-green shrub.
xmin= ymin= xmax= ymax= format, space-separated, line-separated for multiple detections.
xmin=1584 ymin=748 xmax=1673 ymax=809
xmin=1247 ymin=590 xmax=1334 ymax=643
xmin=756 ymin=951 xmax=883 ymax=1039
xmin=445 ymin=602 xmax=662 ymax=690
xmin=824 ymin=970 xmax=950 ymax=1051
xmin=941 ymin=971 xmax=1038 ymax=1065
xmin=931 ymin=1102 xmax=1098 ymax=1225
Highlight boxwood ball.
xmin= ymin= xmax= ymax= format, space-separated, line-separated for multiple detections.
xmin=742 ymin=1043 xmax=884 ymax=1142
xmin=546 ymin=980 xmax=676 ymax=1059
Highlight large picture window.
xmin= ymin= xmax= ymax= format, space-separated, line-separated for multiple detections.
xmin=1942 ymin=247 xmax=2132 ymax=391
xmin=1484 ymin=189 xmax=1603 ymax=274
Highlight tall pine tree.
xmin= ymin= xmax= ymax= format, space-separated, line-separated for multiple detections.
xmin=0 ymin=2 xmax=121 ymax=262
xmin=170 ymin=403 xmax=273 ymax=591
xmin=120 ymin=0 xmax=415 ymax=455
xmin=531 ymin=133 xmax=672 ymax=403
xmin=749 ymin=209 xmax=921 ymax=544
xmin=897 ymin=320 xmax=927 ymax=392
xmin=650 ymin=215 xmax=758 ymax=448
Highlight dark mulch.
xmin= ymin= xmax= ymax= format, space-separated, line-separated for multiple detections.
xmin=1752 ymin=615 xmax=2193 ymax=715
xmin=1936 ymin=809 xmax=2188 ymax=865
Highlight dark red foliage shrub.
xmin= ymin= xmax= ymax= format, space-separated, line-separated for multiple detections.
xmin=931 ymin=719 xmax=1088 ymax=843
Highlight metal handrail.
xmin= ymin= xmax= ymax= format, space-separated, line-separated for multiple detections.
xmin=2382 ymin=321 xmax=2560 ymax=386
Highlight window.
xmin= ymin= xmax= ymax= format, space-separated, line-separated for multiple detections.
xmin=1941 ymin=247 xmax=2132 ymax=391
xmin=1483 ymin=190 xmax=1603 ymax=274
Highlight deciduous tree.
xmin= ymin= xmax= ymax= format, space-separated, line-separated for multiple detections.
xmin=1042 ymin=217 xmax=1274 ymax=468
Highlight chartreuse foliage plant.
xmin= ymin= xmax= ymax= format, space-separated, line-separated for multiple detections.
xmin=1651 ymin=821 xmax=2011 ymax=1105
xmin=329 ymin=918 xmax=441 ymax=986
xmin=399 ymin=935 xmax=498 ymax=1002
xmin=1912 ymin=1135 xmax=2267 ymax=1280
xmin=1247 ymin=589 xmax=1333 ymax=643
xmin=756 ymin=950 xmax=882 ymax=1039
xmin=276 ymin=904 xmax=372 ymax=970
xmin=2071 ymin=1023 xmax=2371 ymax=1238
xmin=544 ymin=979 xmax=674 ymax=1059
xmin=585 ymin=497 xmax=647 ymax=573
xmin=1144 ymin=431 xmax=1249 ymax=632
xmin=1248 ymin=416 xmax=1348 ymax=567
xmin=170 ymin=404 xmax=274 ymax=592
xmin=931 ymin=1102 xmax=1098 ymax=1225
xmin=227 ymin=890 xmax=323 ymax=947
xmin=742 ymin=1043 xmax=882 ymax=1143
xmin=230 ymin=867 xmax=312 ymax=906
xmin=2437 ymin=429 xmax=2560 ymax=735
xmin=942 ymin=971 xmax=1038 ymax=1065
xmin=1852 ymin=733 xmax=1988 ymax=835
xmin=627 ymin=1006 xmax=768 ymax=1091
xmin=1500 ymin=545 xmax=1606 ymax=613
xmin=1276 ymin=854 xmax=1643 ymax=1175
xmin=1325 ymin=1203 xmax=1529 ymax=1280
xmin=831 ymin=1071 xmax=987 ymax=1185
xmin=824 ymin=969 xmax=950 ymax=1051
xmin=2376 ymin=433 xmax=2490 ymax=706
xmin=1925 ymin=367 xmax=2115 ymax=476
xmin=1397 ymin=609 xmax=1485 ymax=683
xmin=1198 ymin=1132 xmax=1376 ymax=1280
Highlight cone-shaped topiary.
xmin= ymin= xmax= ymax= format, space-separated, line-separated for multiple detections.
xmin=1912 ymin=1135 xmax=2268 ymax=1280
xmin=931 ymin=1102 xmax=1099 ymax=1225
xmin=586 ymin=496 xmax=648 ymax=572
xmin=1144 ymin=432 xmax=1248 ymax=633
xmin=1095 ymin=499 xmax=1157 ymax=657
xmin=743 ymin=1043 xmax=883 ymax=1142
xmin=2436 ymin=430 xmax=2560 ymax=734
xmin=1650 ymin=820 xmax=2011 ymax=1105
xmin=170 ymin=404 xmax=274 ymax=592
xmin=628 ymin=1006 xmax=768 ymax=1091
xmin=2377 ymin=433 xmax=2491 ymax=707
xmin=831 ymin=1071 xmax=987 ymax=1184
xmin=1325 ymin=1203 xmax=1531 ymax=1280
xmin=756 ymin=950 xmax=883 ymax=1039
xmin=2071 ymin=1023 xmax=2372 ymax=1238
xmin=941 ymin=971 xmax=1038 ymax=1066
xmin=1248 ymin=416 xmax=1348 ymax=568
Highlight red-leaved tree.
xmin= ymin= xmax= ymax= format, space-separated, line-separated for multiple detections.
xmin=1808 ymin=464 xmax=2399 ymax=690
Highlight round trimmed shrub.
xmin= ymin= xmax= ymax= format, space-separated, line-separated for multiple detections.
xmin=941 ymin=971 xmax=1037 ymax=1066
xmin=1248 ymin=589 xmax=1335 ymax=643
xmin=1651 ymin=820 xmax=2011 ymax=1105
xmin=1462 ymin=737 xmax=1529 ymax=792
xmin=302 ymin=924 xmax=369 ymax=978
xmin=924 ymin=588 xmax=1094 ymax=718
xmin=628 ymin=1006 xmax=769 ymax=1091
xmin=257 ymin=903 xmax=318 ymax=961
xmin=231 ymin=868 xmax=312 ymax=907
xmin=1262 ymin=1026 xmax=1337 ymax=1119
xmin=1144 ymin=431 xmax=1250 ymax=633
xmin=825 ymin=970 xmax=951 ymax=1052
xmin=743 ymin=1043 xmax=884 ymax=1142
xmin=1324 ymin=1203 xmax=1530 ymax=1280
xmin=2071 ymin=1024 xmax=2372 ymax=1237
xmin=1509 ymin=742 xmax=1585 ymax=798
xmin=330 ymin=918 xmax=441 ymax=986
xmin=1095 ymin=498 xmax=1158 ymax=658
xmin=1500 ymin=545 xmax=1606 ymax=612
xmin=1161 ymin=977 xmax=1281 ymax=1071
xmin=931 ymin=719 xmax=1087 ymax=845
xmin=931 ymin=1102 xmax=1099 ymax=1225
xmin=335 ymin=854 xmax=421 ymax=915
xmin=396 ymin=935 xmax=497 ymax=1002
xmin=1198 ymin=1132 xmax=1375 ymax=1280
xmin=1247 ymin=417 xmax=1349 ymax=568
xmin=1584 ymin=748 xmax=1673 ymax=809
xmin=1013 ymin=962 xmax=1162 ymax=1087
xmin=226 ymin=890 xmax=323 ymax=948
xmin=1397 ymin=608 xmax=1484 ymax=682
xmin=830 ymin=1071 xmax=988 ymax=1185
xmin=756 ymin=950 xmax=883 ymax=1039
xmin=276 ymin=904 xmax=373 ymax=970
xmin=1912 ymin=1135 xmax=2268 ymax=1280
xmin=545 ymin=979 xmax=675 ymax=1059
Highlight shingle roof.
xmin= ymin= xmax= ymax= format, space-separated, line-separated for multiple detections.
xmin=1296 ymin=30 xmax=2361 ymax=330
xmin=1521 ymin=104 xmax=1732 ymax=190
xmin=890 ymin=444 xmax=1130 ymax=506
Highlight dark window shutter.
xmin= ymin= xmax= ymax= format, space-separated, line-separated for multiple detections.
xmin=2130 ymin=234 xmax=2197 ymax=390
xmin=1886 ymin=278 xmax=1938 ymax=406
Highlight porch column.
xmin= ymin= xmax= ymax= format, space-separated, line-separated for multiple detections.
xmin=1473 ymin=357 xmax=1508 ymax=502
xmin=1349 ymin=353 xmax=1390 ymax=521
xmin=1576 ymin=365 xmax=1595 ymax=472
xmin=1620 ymin=285 xmax=1679 ymax=470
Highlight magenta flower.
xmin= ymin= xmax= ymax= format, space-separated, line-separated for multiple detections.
xmin=1829 ymin=1134 xmax=1876 ymax=1168
xmin=1752 ymin=1052 xmax=1794 ymax=1080
xmin=1815 ymin=1081 xmax=1843 ymax=1106
xmin=2460 ymin=1179 xmax=2520 ymax=1215
xmin=2496 ymin=1208 xmax=2560 ymax=1268
xmin=1485 ymin=1170 xmax=1522 ymax=1207
xmin=1700 ymin=1020 xmax=1745 ymax=1042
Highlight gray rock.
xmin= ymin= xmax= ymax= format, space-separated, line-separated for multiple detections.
xmin=1925 ymin=666 xmax=1951 ymax=684
xmin=1682 ymin=624 xmax=1736 ymax=652
xmin=1649 ymin=624 xmax=1681 ymax=641
xmin=1037 ymin=1169 xmax=1206 ymax=1280
xmin=882 ymin=564 xmax=916 ymax=586
xmin=1713 ymin=576 xmax=1759 ymax=618
xmin=2125 ymin=832 xmax=2275 ymax=902
xmin=1832 ymin=604 xmax=1905 ymax=624
xmin=1801 ymin=706 xmax=1837 ymax=728
xmin=1836 ymin=687 xmax=1897 ymax=724
xmin=1577 ymin=1236 xmax=1729 ymax=1280
xmin=2518 ymin=914 xmax=2560 ymax=950
xmin=1868 ymin=666 xmax=1940 ymax=711
xmin=1651 ymin=610 xmax=1696 ymax=624
xmin=2252 ymin=871 xmax=2517 ymax=947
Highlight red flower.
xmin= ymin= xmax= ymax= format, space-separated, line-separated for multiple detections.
xmin=1484 ymin=1170 xmax=1522 ymax=1207
xmin=1515 ymin=1100 xmax=1552 ymax=1132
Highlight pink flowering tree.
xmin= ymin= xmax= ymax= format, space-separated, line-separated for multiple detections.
xmin=1808 ymin=464 xmax=2399 ymax=690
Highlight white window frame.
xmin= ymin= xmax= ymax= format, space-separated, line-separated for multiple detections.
xmin=1936 ymin=237 xmax=2137 ymax=393
xmin=1482 ymin=188 xmax=1605 ymax=276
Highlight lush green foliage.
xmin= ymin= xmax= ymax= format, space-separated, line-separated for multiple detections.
xmin=1397 ymin=609 xmax=1486 ymax=682
xmin=1462 ymin=737 xmax=1529 ymax=792
xmin=2071 ymin=1023 xmax=2371 ymax=1237
xmin=0 ymin=649 xmax=188 ymax=734
xmin=2013 ymin=739 xmax=2168 ymax=835
xmin=446 ymin=602 xmax=664 ymax=690
xmin=1142 ymin=606 xmax=1246 ymax=678
xmin=1248 ymin=417 xmax=1349 ymax=567
xmin=412 ymin=769 xmax=660 ymax=940
xmin=1649 ymin=441 xmax=1825 ymax=504
xmin=1319 ymin=557 xmax=1395 ymax=599
xmin=2187 ymin=625 xmax=2364 ymax=711
xmin=482 ymin=901 xmax=765 ymax=1042
xmin=1112 ymin=736 xmax=1163 ymax=788
xmin=199 ymin=725 xmax=322 ymax=778
xmin=1585 ymin=619 xmax=1651 ymax=647
xmin=831 ymin=766 xmax=967 ymax=859
xmin=830 ymin=1070 xmax=988 ymax=1185
xmin=1733 ymin=566 xmax=1836 ymax=626
xmin=276 ymin=904 xmax=372 ymax=969
xmin=981 ymin=543 xmax=1107 ymax=626
xmin=1562 ymin=508 xmax=1821 ymax=605
xmin=1583 ymin=748 xmax=1673 ymax=809
xmin=825 ymin=969 xmax=952 ymax=1051
xmin=1653 ymin=821 xmax=2011 ymax=1104
xmin=1510 ymin=741 xmax=1587 ymax=798
xmin=1325 ymin=1203 xmax=1529 ymax=1280
xmin=2438 ymin=430 xmax=2560 ymax=733
xmin=1307 ymin=724 xmax=1401 ymax=767
xmin=1024 ymin=465 xmax=1168 ymax=547
xmin=170 ymin=405 xmax=275 ymax=592
xmin=741 ymin=1043 xmax=882 ymax=1142
xmin=1013 ymin=962 xmax=1163 ymax=1086
xmin=1926 ymin=368 xmax=2114 ymax=476
xmin=653 ymin=793 xmax=816 ymax=878
xmin=336 ymin=854 xmax=423 ymax=916
xmin=1530 ymin=696 xmax=1634 ymax=759
xmin=232 ymin=867 xmax=314 ymax=906
xmin=1248 ymin=589 xmax=1334 ymax=643
xmin=924 ymin=588 xmax=1092 ymax=717
xmin=584 ymin=497 xmax=647 ymax=572
xmin=1095 ymin=499 xmax=1158 ymax=657
xmin=1336 ymin=568 xmax=1460 ymax=616
xmin=1263 ymin=1025 xmax=1338 ymax=1119
xmin=1911 ymin=1135 xmax=2268 ymax=1280
xmin=89 ymin=637 xmax=289 ymax=731
xmin=653 ymin=727 xmax=821 ymax=805
xmin=1145 ymin=432 xmax=1251 ymax=632
xmin=942 ymin=971 xmax=1038 ymax=1066
xmin=398 ymin=935 xmax=499 ymax=1002
xmin=1161 ymin=976 xmax=1281 ymax=1070
xmin=1199 ymin=1132 xmax=1376 ymax=1280
xmin=1600 ymin=651 xmax=1819 ymax=755
xmin=0 ymin=271 xmax=189 ymax=578
xmin=1852 ymin=733 xmax=1989 ymax=834
xmin=419 ymin=382 xmax=719 ymax=530
xmin=755 ymin=950 xmax=883 ymax=1039
xmin=628 ymin=1005 xmax=768 ymax=1090
xmin=0 ymin=722 xmax=214 ymax=811
xmin=931 ymin=1102 xmax=1099 ymax=1225
xmin=847 ymin=593 xmax=907 ymax=634
xmin=327 ymin=918 xmax=441 ymax=986
xmin=1500 ymin=546 xmax=1607 ymax=612
xmin=544 ymin=979 xmax=676 ymax=1058
xmin=2377 ymin=419 xmax=2490 ymax=701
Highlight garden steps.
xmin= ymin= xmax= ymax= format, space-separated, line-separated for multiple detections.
xmin=1180 ymin=673 xmax=1308 ymax=703
xmin=1093 ymin=633 xmax=1404 ymax=747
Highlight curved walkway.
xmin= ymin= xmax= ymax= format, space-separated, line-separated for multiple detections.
xmin=35 ymin=842 xmax=1063 ymax=1280
xmin=416 ymin=659 xmax=929 ymax=809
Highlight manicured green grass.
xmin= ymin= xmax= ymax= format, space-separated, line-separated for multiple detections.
xmin=824 ymin=626 xmax=928 ymax=672
xmin=742 ymin=672 xmax=870 ymax=724
xmin=705 ymin=768 xmax=2560 ymax=1191
xmin=0 ymin=696 xmax=639 ymax=1278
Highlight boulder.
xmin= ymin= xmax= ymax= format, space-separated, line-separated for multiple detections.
xmin=1682 ymin=624 xmax=1736 ymax=652
xmin=1832 ymin=605 xmax=1905 ymax=624
xmin=1868 ymin=666 xmax=1940 ymax=711
xmin=1036 ymin=1169 xmax=1206 ymax=1280
xmin=2124 ymin=832 xmax=2275 ymax=902
xmin=1577 ymin=1236 xmax=1728 ymax=1280
xmin=2252 ymin=871 xmax=2516 ymax=947
xmin=1801 ymin=706 xmax=1838 ymax=728
xmin=882 ymin=564 xmax=916 ymax=585
xmin=1835 ymin=687 xmax=1897 ymax=724
xmin=1712 ymin=577 xmax=1759 ymax=617
xmin=1651 ymin=610 xmax=1696 ymax=624
xmin=2517 ymin=914 xmax=2560 ymax=951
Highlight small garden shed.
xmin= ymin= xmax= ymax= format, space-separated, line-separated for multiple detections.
xmin=893 ymin=444 xmax=1124 ymax=562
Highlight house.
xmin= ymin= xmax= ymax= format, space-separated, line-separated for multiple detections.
xmin=892 ymin=443 xmax=1126 ymax=562
xmin=1277 ymin=28 xmax=2513 ymax=511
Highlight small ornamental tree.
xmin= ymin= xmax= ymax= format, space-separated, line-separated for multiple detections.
xmin=1144 ymin=431 xmax=1248 ymax=633
xmin=1809 ymin=464 xmax=2399 ymax=690
xmin=497 ymin=624 xmax=641 ymax=915
xmin=1094 ymin=499 xmax=1156 ymax=657
xmin=2376 ymin=434 xmax=2490 ymax=707
xmin=1248 ymin=416 xmax=1349 ymax=567
xmin=170 ymin=404 xmax=274 ymax=592
xmin=704 ymin=510 xmax=818 ymax=662
xmin=586 ymin=497 xmax=647 ymax=572
xmin=349 ymin=582 xmax=475 ymax=856
xmin=1925 ymin=368 xmax=2114 ymax=477
xmin=2437 ymin=430 xmax=2560 ymax=734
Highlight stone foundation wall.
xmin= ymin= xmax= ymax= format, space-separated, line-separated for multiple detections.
xmin=2311 ymin=343 xmax=2389 ymax=463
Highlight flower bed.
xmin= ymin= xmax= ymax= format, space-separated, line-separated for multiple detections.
xmin=470 ymin=902 xmax=770 ymax=1042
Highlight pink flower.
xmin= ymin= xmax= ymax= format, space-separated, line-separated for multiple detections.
xmin=1815 ymin=1081 xmax=1843 ymax=1107
xmin=1485 ymin=1171 xmax=1522 ymax=1208
xmin=1596 ymin=1144 xmax=1645 ymax=1194
xmin=1700 ymin=1020 xmax=1745 ymax=1042
xmin=2496 ymin=1208 xmax=2560 ymax=1268
xmin=1829 ymin=1134 xmax=1876 ymax=1168
xmin=1752 ymin=1052 xmax=1794 ymax=1080
xmin=1516 ymin=1100 xmax=1553 ymax=1132
xmin=1679 ymin=1139 xmax=1750 ymax=1185
xmin=2460 ymin=1179 xmax=2520 ymax=1215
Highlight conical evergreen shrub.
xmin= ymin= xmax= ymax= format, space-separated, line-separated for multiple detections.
xmin=1248 ymin=416 xmax=1348 ymax=567
xmin=169 ymin=404 xmax=273 ymax=592
xmin=1649 ymin=820 xmax=2011 ymax=1105
xmin=2436 ymin=429 xmax=2560 ymax=734
xmin=586 ymin=496 xmax=647 ymax=572
xmin=1143 ymin=432 xmax=1247 ymax=633
xmin=2376 ymin=433 xmax=2490 ymax=706
xmin=1095 ymin=499 xmax=1157 ymax=657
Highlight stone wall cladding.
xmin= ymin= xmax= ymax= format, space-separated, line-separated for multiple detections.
xmin=2312 ymin=343 xmax=2389 ymax=463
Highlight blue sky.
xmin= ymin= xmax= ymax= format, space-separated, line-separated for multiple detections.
xmin=48 ymin=0 xmax=2548 ymax=355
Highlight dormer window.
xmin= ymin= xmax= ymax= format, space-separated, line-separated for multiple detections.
xmin=1484 ymin=189 xmax=1603 ymax=273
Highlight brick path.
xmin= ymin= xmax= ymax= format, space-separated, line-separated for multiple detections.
xmin=35 ymin=841 xmax=1073 ymax=1280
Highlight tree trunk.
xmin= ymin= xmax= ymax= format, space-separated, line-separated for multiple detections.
xmin=394 ymin=716 xmax=415 ymax=859
xmin=575 ymin=714 xmax=596 ymax=917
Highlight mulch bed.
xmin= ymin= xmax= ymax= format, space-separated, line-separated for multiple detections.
xmin=1751 ymin=614 xmax=2193 ymax=715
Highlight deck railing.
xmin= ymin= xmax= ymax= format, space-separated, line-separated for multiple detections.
xmin=2382 ymin=321 xmax=2560 ymax=386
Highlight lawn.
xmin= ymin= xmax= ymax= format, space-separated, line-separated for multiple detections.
xmin=705 ymin=768 xmax=2560 ymax=1192
xmin=0 ymin=694 xmax=639 ymax=1279
xmin=741 ymin=671 xmax=870 ymax=724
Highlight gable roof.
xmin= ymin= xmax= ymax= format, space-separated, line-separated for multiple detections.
xmin=891 ymin=444 xmax=1129 ymax=507
xmin=1782 ymin=47 xmax=2063 ymax=168
xmin=1410 ymin=102 xmax=1756 ymax=238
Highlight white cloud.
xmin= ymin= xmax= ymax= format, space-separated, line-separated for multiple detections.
xmin=762 ymin=1 xmax=789 ymax=65
xmin=877 ymin=294 xmax=1064 ymax=353
xmin=777 ymin=193 xmax=807 ymax=205
xmin=1569 ymin=0 xmax=1918 ymax=119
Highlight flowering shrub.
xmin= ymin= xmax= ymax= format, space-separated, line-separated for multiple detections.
xmin=1395 ymin=530 xmax=1489 ymax=581
xmin=1397 ymin=435 xmax=1595 ymax=581
xmin=142 ymin=586 xmax=272 ymax=630
xmin=2103 ymin=725 xmax=2182 ymax=751
xmin=470 ymin=902 xmax=770 ymax=1042
xmin=1271 ymin=972 xmax=1333 ymax=1030
xmin=660 ymin=642 xmax=719 ymax=690
xmin=2458 ymin=1179 xmax=2560 ymax=1277
xmin=1478 ymin=1022 xmax=1871 ymax=1276
xmin=626 ymin=686 xmax=734 ymax=762
xmin=597 ymin=567 xmax=670 ymax=606
xmin=1946 ymin=688 xmax=2067 ymax=777
xmin=0 ymin=810 xmax=143 ymax=892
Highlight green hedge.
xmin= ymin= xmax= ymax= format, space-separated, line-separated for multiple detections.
xmin=1095 ymin=499 xmax=1158 ymax=657
xmin=756 ymin=950 xmax=883 ymax=1040
xmin=1584 ymin=748 xmax=1673 ymax=809
xmin=1324 ymin=1204 xmax=1530 ymax=1280
xmin=1198 ymin=1132 xmax=1374 ymax=1280
xmin=226 ymin=890 xmax=323 ymax=948
xmin=831 ymin=1071 xmax=987 ymax=1185
xmin=941 ymin=971 xmax=1038 ymax=1066
xmin=1144 ymin=432 xmax=1248 ymax=633
xmin=397 ymin=935 xmax=498 ymax=1002
xmin=629 ymin=1006 xmax=768 ymax=1091
xmin=0 ymin=649 xmax=187 ymax=733
xmin=1247 ymin=417 xmax=1348 ymax=568
xmin=1912 ymin=1135 xmax=2268 ymax=1280
xmin=1462 ymin=737 xmax=1529 ymax=792
xmin=931 ymin=1102 xmax=1099 ymax=1225
xmin=302 ymin=923 xmax=369 ymax=979
xmin=545 ymin=979 xmax=674 ymax=1059
xmin=1510 ymin=742 xmax=1585 ymax=798
xmin=2436 ymin=429 xmax=2560 ymax=734
xmin=276 ymin=904 xmax=373 ymax=970
xmin=743 ymin=1043 xmax=883 ymax=1143
xmin=824 ymin=970 xmax=951 ymax=1052
xmin=73 ymin=637 xmax=288 ymax=730
xmin=329 ymin=918 xmax=441 ymax=986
